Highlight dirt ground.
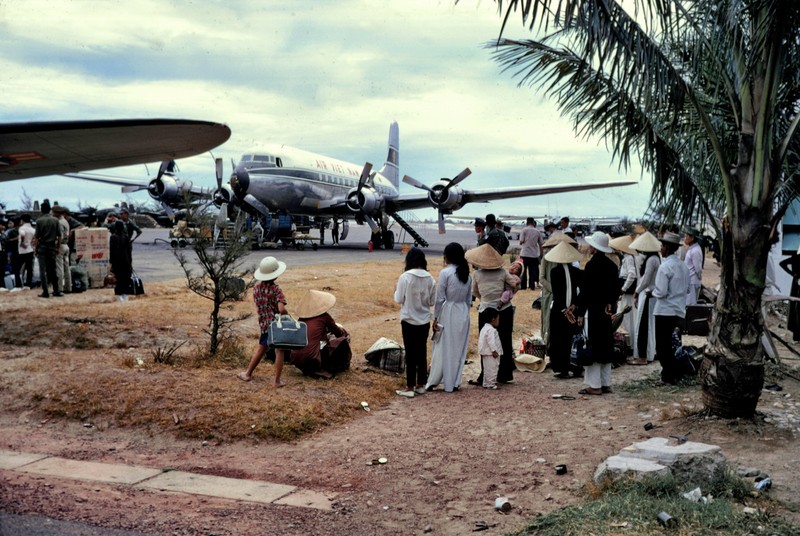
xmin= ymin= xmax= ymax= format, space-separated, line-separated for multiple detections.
xmin=1 ymin=258 xmax=799 ymax=536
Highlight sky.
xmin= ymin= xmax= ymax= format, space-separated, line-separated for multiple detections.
xmin=0 ymin=0 xmax=653 ymax=221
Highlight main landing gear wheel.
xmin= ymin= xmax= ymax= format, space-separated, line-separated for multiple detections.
xmin=382 ymin=230 xmax=395 ymax=250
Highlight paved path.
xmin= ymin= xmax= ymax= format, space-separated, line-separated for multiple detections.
xmin=0 ymin=449 xmax=334 ymax=511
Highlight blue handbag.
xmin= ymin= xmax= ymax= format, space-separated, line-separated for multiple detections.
xmin=570 ymin=327 xmax=593 ymax=367
xmin=266 ymin=315 xmax=308 ymax=349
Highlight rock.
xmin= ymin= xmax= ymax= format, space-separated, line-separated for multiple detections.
xmin=593 ymin=455 xmax=671 ymax=485
xmin=423 ymin=525 xmax=433 ymax=533
xmin=737 ymin=467 xmax=760 ymax=478
xmin=617 ymin=437 xmax=725 ymax=483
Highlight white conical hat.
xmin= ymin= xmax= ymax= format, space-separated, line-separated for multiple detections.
xmin=629 ymin=231 xmax=661 ymax=253
xmin=544 ymin=241 xmax=583 ymax=264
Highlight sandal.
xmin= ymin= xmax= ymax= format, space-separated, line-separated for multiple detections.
xmin=578 ymin=388 xmax=602 ymax=396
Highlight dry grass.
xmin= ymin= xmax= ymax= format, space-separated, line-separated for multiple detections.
xmin=0 ymin=257 xmax=541 ymax=443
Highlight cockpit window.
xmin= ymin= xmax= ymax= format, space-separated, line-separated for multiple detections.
xmin=253 ymin=155 xmax=273 ymax=163
xmin=241 ymin=155 xmax=253 ymax=162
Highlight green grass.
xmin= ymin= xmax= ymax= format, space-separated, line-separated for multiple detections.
xmin=618 ymin=370 xmax=701 ymax=398
xmin=510 ymin=471 xmax=796 ymax=536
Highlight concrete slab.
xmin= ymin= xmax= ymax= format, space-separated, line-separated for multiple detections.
xmin=19 ymin=457 xmax=162 ymax=485
xmin=274 ymin=489 xmax=335 ymax=511
xmin=137 ymin=471 xmax=296 ymax=505
xmin=0 ymin=450 xmax=49 ymax=470
xmin=617 ymin=437 xmax=726 ymax=482
xmin=594 ymin=454 xmax=670 ymax=484
xmin=618 ymin=437 xmax=722 ymax=464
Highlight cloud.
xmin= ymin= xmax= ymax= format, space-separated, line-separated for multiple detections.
xmin=1 ymin=0 xmax=652 ymax=217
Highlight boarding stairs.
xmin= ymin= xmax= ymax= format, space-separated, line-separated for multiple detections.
xmin=390 ymin=211 xmax=429 ymax=248
xmin=214 ymin=221 xmax=238 ymax=249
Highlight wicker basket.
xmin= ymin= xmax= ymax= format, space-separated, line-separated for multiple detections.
xmin=524 ymin=339 xmax=547 ymax=358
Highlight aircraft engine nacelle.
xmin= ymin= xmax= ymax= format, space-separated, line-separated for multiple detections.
xmin=148 ymin=176 xmax=193 ymax=204
xmin=345 ymin=187 xmax=383 ymax=214
xmin=430 ymin=181 xmax=464 ymax=212
xmin=213 ymin=184 xmax=237 ymax=208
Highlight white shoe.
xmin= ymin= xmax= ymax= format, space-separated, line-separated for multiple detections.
xmin=395 ymin=389 xmax=415 ymax=398
xmin=414 ymin=387 xmax=427 ymax=395
xmin=0 ymin=288 xmax=7 ymax=293
xmin=10 ymin=288 xmax=22 ymax=293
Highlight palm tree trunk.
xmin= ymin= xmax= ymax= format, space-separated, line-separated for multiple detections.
xmin=700 ymin=179 xmax=769 ymax=418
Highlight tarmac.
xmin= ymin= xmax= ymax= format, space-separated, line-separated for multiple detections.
xmin=0 ymin=449 xmax=334 ymax=511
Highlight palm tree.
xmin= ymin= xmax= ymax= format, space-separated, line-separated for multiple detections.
xmin=481 ymin=0 xmax=800 ymax=417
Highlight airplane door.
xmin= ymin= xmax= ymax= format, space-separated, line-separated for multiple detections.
xmin=341 ymin=219 xmax=349 ymax=241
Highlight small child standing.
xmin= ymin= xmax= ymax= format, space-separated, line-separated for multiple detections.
xmin=500 ymin=260 xmax=523 ymax=305
xmin=238 ymin=256 xmax=289 ymax=388
xmin=478 ymin=307 xmax=503 ymax=389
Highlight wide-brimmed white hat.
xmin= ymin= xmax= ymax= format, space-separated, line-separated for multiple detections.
xmin=609 ymin=235 xmax=636 ymax=256
xmin=543 ymin=232 xmax=577 ymax=248
xmin=585 ymin=231 xmax=612 ymax=253
xmin=293 ymin=289 xmax=336 ymax=319
xmin=515 ymin=353 xmax=548 ymax=373
xmin=544 ymin=241 xmax=583 ymax=264
xmin=465 ymin=243 xmax=505 ymax=270
xmin=629 ymin=231 xmax=661 ymax=253
xmin=254 ymin=256 xmax=286 ymax=281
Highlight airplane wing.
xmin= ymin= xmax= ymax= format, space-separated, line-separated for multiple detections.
xmin=62 ymin=171 xmax=213 ymax=198
xmin=0 ymin=119 xmax=231 ymax=181
xmin=61 ymin=172 xmax=151 ymax=193
xmin=389 ymin=180 xmax=637 ymax=212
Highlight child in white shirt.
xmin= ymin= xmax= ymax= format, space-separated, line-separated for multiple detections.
xmin=478 ymin=308 xmax=502 ymax=389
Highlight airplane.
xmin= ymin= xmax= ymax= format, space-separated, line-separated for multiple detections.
xmin=221 ymin=122 xmax=637 ymax=248
xmin=63 ymin=122 xmax=636 ymax=249
xmin=0 ymin=118 xmax=231 ymax=181
xmin=63 ymin=159 xmax=216 ymax=219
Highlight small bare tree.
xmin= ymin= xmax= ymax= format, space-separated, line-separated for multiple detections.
xmin=19 ymin=188 xmax=33 ymax=211
xmin=173 ymin=202 xmax=254 ymax=357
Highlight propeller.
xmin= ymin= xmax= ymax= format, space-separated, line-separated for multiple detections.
xmin=347 ymin=162 xmax=378 ymax=231
xmin=403 ymin=168 xmax=471 ymax=234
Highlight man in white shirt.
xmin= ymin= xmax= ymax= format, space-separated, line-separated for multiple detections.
xmin=683 ymin=227 xmax=703 ymax=305
xmin=16 ymin=214 xmax=36 ymax=289
xmin=653 ymin=231 xmax=690 ymax=384
xmin=519 ymin=217 xmax=543 ymax=290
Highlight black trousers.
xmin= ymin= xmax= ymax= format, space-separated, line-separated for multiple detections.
xmin=401 ymin=321 xmax=430 ymax=389
xmin=37 ymin=247 xmax=60 ymax=295
xmin=14 ymin=252 xmax=33 ymax=287
xmin=520 ymin=256 xmax=540 ymax=289
xmin=655 ymin=315 xmax=682 ymax=384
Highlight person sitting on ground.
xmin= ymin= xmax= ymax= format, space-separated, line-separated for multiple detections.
xmin=500 ymin=259 xmax=523 ymax=305
xmin=238 ymin=256 xmax=288 ymax=387
xmin=289 ymin=289 xmax=350 ymax=379
xmin=478 ymin=307 xmax=502 ymax=389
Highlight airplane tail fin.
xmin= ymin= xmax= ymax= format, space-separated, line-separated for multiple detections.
xmin=378 ymin=121 xmax=399 ymax=189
